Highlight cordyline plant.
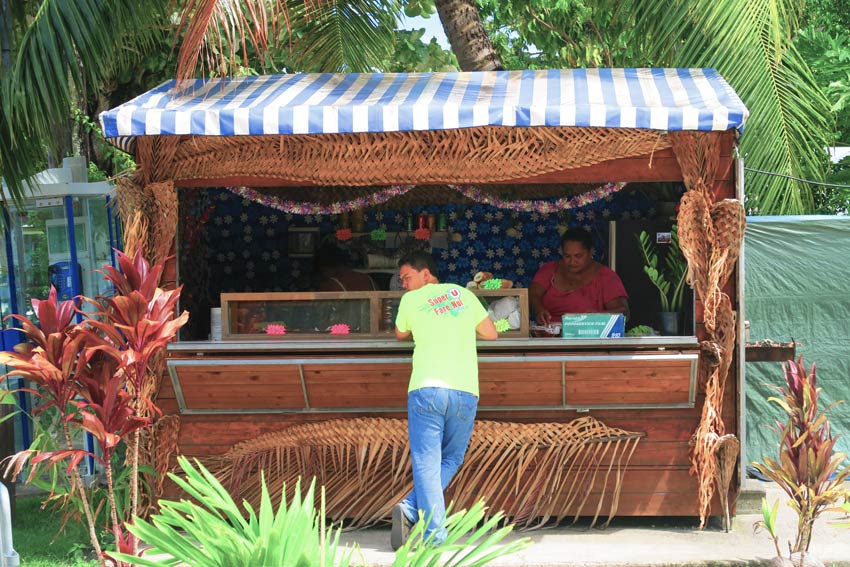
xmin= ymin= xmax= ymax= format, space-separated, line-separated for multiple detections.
xmin=0 ymin=287 xmax=106 ymax=561
xmin=0 ymin=251 xmax=188 ymax=566
xmin=752 ymin=357 xmax=850 ymax=560
xmin=79 ymin=250 xmax=188 ymax=557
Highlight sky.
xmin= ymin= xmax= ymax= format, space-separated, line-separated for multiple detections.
xmin=401 ymin=14 xmax=450 ymax=49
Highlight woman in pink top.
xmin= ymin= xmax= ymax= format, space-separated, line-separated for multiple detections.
xmin=529 ymin=229 xmax=629 ymax=325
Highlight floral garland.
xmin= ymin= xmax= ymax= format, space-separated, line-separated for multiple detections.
xmin=448 ymin=182 xmax=625 ymax=214
xmin=227 ymin=182 xmax=622 ymax=215
xmin=226 ymin=185 xmax=413 ymax=215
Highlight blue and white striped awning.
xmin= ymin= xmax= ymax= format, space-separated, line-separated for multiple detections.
xmin=100 ymin=69 xmax=748 ymax=152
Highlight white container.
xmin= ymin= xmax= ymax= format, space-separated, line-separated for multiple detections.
xmin=210 ymin=308 xmax=222 ymax=342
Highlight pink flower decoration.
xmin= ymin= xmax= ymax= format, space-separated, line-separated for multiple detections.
xmin=265 ymin=323 xmax=287 ymax=335
xmin=336 ymin=228 xmax=353 ymax=241
xmin=330 ymin=323 xmax=350 ymax=335
xmin=414 ymin=228 xmax=431 ymax=240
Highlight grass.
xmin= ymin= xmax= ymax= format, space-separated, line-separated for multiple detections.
xmin=13 ymin=495 xmax=99 ymax=567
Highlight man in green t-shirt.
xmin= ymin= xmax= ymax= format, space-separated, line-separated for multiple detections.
xmin=391 ymin=251 xmax=498 ymax=550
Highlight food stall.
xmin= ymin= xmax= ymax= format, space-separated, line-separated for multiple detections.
xmin=100 ymin=69 xmax=747 ymax=528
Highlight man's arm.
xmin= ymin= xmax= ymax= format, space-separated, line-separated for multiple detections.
xmin=476 ymin=316 xmax=499 ymax=340
xmin=395 ymin=327 xmax=412 ymax=341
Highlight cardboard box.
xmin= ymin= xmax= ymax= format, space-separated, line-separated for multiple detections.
xmin=561 ymin=314 xmax=625 ymax=338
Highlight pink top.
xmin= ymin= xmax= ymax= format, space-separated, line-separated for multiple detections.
xmin=531 ymin=262 xmax=628 ymax=318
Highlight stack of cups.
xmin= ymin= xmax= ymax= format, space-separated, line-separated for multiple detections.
xmin=210 ymin=308 xmax=222 ymax=342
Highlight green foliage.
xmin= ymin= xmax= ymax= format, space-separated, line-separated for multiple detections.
xmin=795 ymin=26 xmax=850 ymax=144
xmin=282 ymin=0 xmax=401 ymax=72
xmin=0 ymin=251 xmax=189 ymax=565
xmin=633 ymin=0 xmax=832 ymax=215
xmin=386 ymin=28 xmax=457 ymax=72
xmin=403 ymin=0 xmax=436 ymax=19
xmin=636 ymin=225 xmax=687 ymax=313
xmin=12 ymin=496 xmax=99 ymax=567
xmin=112 ymin=456 xmax=529 ymax=567
xmin=112 ymin=456 xmax=355 ymax=567
xmin=626 ymin=324 xmax=654 ymax=336
xmin=801 ymin=0 xmax=850 ymax=36
xmin=392 ymin=500 xmax=530 ymax=567
xmin=477 ymin=0 xmax=637 ymax=69
xmin=74 ymin=110 xmax=136 ymax=179
xmin=474 ymin=0 xmax=834 ymax=215
xmin=752 ymin=358 xmax=850 ymax=554
xmin=0 ymin=0 xmax=171 ymax=203
xmin=754 ymin=497 xmax=783 ymax=557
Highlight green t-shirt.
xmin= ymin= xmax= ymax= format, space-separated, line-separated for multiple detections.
xmin=395 ymin=283 xmax=489 ymax=396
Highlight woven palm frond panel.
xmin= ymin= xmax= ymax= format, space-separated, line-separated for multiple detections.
xmin=138 ymin=127 xmax=670 ymax=186
xmin=203 ymin=417 xmax=643 ymax=530
xmin=670 ymin=131 xmax=744 ymax=528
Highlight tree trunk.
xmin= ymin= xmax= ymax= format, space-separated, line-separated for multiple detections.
xmin=435 ymin=0 xmax=502 ymax=72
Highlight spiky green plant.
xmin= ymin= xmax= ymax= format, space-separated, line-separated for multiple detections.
xmin=392 ymin=501 xmax=530 ymax=567
xmin=111 ymin=456 xmax=530 ymax=567
xmin=112 ymin=456 xmax=355 ymax=567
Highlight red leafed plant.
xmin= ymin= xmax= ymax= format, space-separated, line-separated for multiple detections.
xmin=0 ymin=251 xmax=188 ymax=566
xmin=752 ymin=357 xmax=850 ymax=561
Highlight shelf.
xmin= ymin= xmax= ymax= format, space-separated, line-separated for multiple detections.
xmin=745 ymin=344 xmax=796 ymax=362
xmin=344 ymin=231 xmax=450 ymax=249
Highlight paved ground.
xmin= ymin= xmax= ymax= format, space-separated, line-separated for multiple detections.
xmin=338 ymin=481 xmax=850 ymax=567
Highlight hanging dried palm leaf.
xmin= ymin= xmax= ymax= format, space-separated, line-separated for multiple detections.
xmin=201 ymin=416 xmax=643 ymax=530
xmin=671 ymin=131 xmax=745 ymax=528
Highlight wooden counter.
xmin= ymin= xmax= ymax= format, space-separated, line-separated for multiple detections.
xmin=161 ymin=335 xmax=735 ymax=518
xmin=167 ymin=337 xmax=699 ymax=414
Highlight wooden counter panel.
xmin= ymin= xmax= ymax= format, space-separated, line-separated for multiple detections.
xmin=565 ymin=358 xmax=694 ymax=406
xmin=479 ymin=361 xmax=562 ymax=406
xmin=173 ymin=364 xmax=305 ymax=410
xmin=302 ymin=363 xmax=409 ymax=408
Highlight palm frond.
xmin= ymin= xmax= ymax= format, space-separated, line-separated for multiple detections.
xmin=175 ymin=0 xmax=288 ymax=82
xmin=633 ymin=0 xmax=833 ymax=215
xmin=0 ymin=0 xmax=169 ymax=204
xmin=284 ymin=0 xmax=400 ymax=72
xmin=0 ymin=77 xmax=42 ymax=211
xmin=174 ymin=0 xmax=400 ymax=79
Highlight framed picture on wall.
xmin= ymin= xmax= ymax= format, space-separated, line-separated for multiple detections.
xmin=288 ymin=227 xmax=320 ymax=257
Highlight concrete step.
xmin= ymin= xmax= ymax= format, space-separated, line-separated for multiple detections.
xmin=737 ymin=478 xmax=768 ymax=515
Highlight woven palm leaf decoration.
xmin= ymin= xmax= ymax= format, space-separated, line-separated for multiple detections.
xmin=131 ymin=127 xmax=669 ymax=187
xmin=669 ymin=131 xmax=745 ymax=527
xmin=203 ymin=416 xmax=643 ymax=530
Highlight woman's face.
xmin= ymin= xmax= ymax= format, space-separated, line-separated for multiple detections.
xmin=560 ymin=240 xmax=593 ymax=273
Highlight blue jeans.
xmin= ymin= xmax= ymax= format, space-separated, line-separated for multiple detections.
xmin=398 ymin=387 xmax=478 ymax=545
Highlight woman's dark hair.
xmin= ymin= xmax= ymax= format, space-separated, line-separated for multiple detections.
xmin=560 ymin=228 xmax=594 ymax=250
xmin=398 ymin=250 xmax=438 ymax=277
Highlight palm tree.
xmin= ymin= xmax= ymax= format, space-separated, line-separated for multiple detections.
xmin=0 ymin=0 xmax=401 ymax=207
xmin=465 ymin=0 xmax=833 ymax=214
xmin=0 ymin=0 xmax=173 ymax=206
xmin=1 ymin=0 xmax=836 ymax=215
xmin=433 ymin=0 xmax=502 ymax=71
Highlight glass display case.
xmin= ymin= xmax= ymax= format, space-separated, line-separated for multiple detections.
xmin=220 ymin=289 xmax=529 ymax=339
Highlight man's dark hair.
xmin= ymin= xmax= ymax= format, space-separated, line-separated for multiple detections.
xmin=560 ymin=228 xmax=594 ymax=250
xmin=398 ymin=250 xmax=438 ymax=277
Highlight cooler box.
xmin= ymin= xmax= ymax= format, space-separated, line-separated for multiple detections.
xmin=561 ymin=314 xmax=625 ymax=338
